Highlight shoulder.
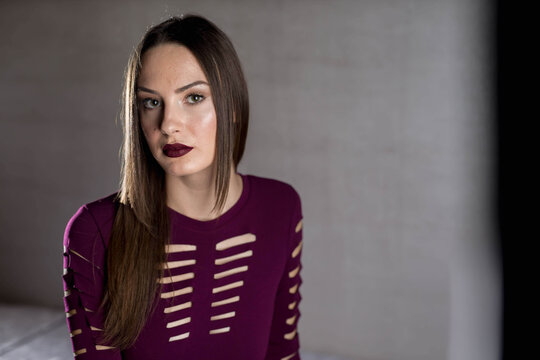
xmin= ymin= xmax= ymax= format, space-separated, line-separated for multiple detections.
xmin=246 ymin=174 xmax=302 ymax=213
xmin=63 ymin=192 xmax=119 ymax=263
xmin=248 ymin=175 xmax=300 ymax=204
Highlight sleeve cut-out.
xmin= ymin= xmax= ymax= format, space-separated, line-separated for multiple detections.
xmin=63 ymin=205 xmax=122 ymax=359
xmin=264 ymin=190 xmax=304 ymax=360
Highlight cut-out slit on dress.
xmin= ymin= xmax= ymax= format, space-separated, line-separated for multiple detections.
xmin=209 ymin=326 xmax=230 ymax=334
xmin=215 ymin=250 xmax=252 ymax=265
xmin=289 ymin=283 xmax=299 ymax=294
xmin=211 ymin=295 xmax=240 ymax=307
xmin=286 ymin=314 xmax=297 ymax=325
xmin=292 ymin=240 xmax=303 ymax=258
xmin=169 ymin=332 xmax=190 ymax=342
xmin=161 ymin=286 xmax=193 ymax=299
xmin=295 ymin=219 xmax=303 ymax=233
xmin=70 ymin=249 xmax=92 ymax=264
xmin=96 ymin=345 xmax=115 ymax=350
xmin=284 ymin=328 xmax=297 ymax=340
xmin=282 ymin=352 xmax=297 ymax=360
xmin=289 ymin=265 xmax=300 ymax=278
xmin=162 ymin=259 xmax=196 ymax=269
xmin=212 ymin=280 xmax=243 ymax=294
xmin=165 ymin=244 xmax=196 ymax=253
xmin=216 ymin=233 xmax=256 ymax=251
xmin=164 ymin=301 xmax=192 ymax=314
xmin=214 ymin=265 xmax=248 ymax=279
xmin=158 ymin=272 xmax=195 ymax=284
xmin=166 ymin=316 xmax=191 ymax=328
xmin=288 ymin=301 xmax=297 ymax=310
xmin=210 ymin=311 xmax=235 ymax=321
xmin=74 ymin=348 xmax=86 ymax=356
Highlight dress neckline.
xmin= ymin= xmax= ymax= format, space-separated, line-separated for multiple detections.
xmin=167 ymin=172 xmax=250 ymax=231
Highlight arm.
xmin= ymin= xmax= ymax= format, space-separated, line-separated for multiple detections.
xmin=62 ymin=205 xmax=122 ymax=359
xmin=265 ymin=190 xmax=304 ymax=360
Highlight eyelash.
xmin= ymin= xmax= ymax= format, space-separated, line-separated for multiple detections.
xmin=140 ymin=93 xmax=205 ymax=109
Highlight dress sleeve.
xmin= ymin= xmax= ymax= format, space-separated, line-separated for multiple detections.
xmin=62 ymin=205 xmax=122 ymax=359
xmin=265 ymin=190 xmax=304 ymax=360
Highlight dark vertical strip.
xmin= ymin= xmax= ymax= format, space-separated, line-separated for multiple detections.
xmin=495 ymin=1 xmax=507 ymax=359
xmin=496 ymin=1 xmax=536 ymax=359
xmin=493 ymin=1 xmax=504 ymax=359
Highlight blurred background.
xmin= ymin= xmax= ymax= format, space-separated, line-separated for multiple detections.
xmin=0 ymin=0 xmax=499 ymax=359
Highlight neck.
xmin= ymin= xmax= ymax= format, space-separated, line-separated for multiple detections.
xmin=165 ymin=165 xmax=242 ymax=221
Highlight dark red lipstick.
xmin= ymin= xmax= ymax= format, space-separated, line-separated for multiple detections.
xmin=163 ymin=143 xmax=193 ymax=158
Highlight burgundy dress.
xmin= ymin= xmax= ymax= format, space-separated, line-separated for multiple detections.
xmin=62 ymin=173 xmax=304 ymax=360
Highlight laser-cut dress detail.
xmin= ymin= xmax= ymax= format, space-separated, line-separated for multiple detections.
xmin=62 ymin=173 xmax=303 ymax=360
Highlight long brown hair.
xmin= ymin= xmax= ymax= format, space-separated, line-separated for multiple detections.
xmin=98 ymin=14 xmax=249 ymax=349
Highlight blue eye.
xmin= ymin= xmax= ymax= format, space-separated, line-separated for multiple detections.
xmin=186 ymin=94 xmax=204 ymax=104
xmin=142 ymin=98 xmax=160 ymax=109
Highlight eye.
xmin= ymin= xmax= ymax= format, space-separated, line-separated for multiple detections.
xmin=186 ymin=93 xmax=205 ymax=105
xmin=141 ymin=98 xmax=160 ymax=109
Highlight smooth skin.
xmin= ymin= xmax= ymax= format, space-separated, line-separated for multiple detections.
xmin=137 ymin=43 xmax=242 ymax=221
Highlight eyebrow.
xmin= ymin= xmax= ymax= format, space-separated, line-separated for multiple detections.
xmin=136 ymin=80 xmax=209 ymax=95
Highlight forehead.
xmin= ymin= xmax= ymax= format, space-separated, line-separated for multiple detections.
xmin=138 ymin=43 xmax=207 ymax=85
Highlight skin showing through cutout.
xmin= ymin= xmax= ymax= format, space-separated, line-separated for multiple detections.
xmin=214 ymin=265 xmax=248 ymax=279
xmin=295 ymin=219 xmax=303 ymax=233
xmin=158 ymin=272 xmax=195 ymax=284
xmin=164 ymin=301 xmax=192 ymax=314
xmin=289 ymin=283 xmax=299 ymax=294
xmin=209 ymin=326 xmax=230 ymax=334
xmin=210 ymin=311 xmax=235 ymax=321
xmin=292 ymin=240 xmax=303 ymax=258
xmin=284 ymin=328 xmax=297 ymax=340
xmin=166 ymin=316 xmax=191 ymax=328
xmin=165 ymin=244 xmax=197 ymax=253
xmin=162 ymin=259 xmax=196 ymax=269
xmin=281 ymin=352 xmax=297 ymax=360
xmin=211 ymin=295 xmax=240 ymax=307
xmin=74 ymin=348 xmax=87 ymax=355
xmin=215 ymin=250 xmax=252 ymax=265
xmin=160 ymin=286 xmax=193 ymax=299
xmin=96 ymin=345 xmax=115 ymax=350
xmin=288 ymin=301 xmax=297 ymax=310
xmin=286 ymin=314 xmax=297 ymax=326
xmin=69 ymin=249 xmax=92 ymax=264
xmin=212 ymin=280 xmax=243 ymax=294
xmin=169 ymin=332 xmax=190 ymax=342
xmin=215 ymin=233 xmax=256 ymax=250
xmin=289 ymin=265 xmax=300 ymax=278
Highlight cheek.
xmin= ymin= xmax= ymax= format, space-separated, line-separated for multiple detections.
xmin=205 ymin=119 xmax=217 ymax=148
xmin=196 ymin=108 xmax=217 ymax=145
xmin=139 ymin=120 xmax=159 ymax=146
xmin=140 ymin=121 xmax=151 ymax=141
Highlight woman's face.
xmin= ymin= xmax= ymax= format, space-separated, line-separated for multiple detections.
xmin=136 ymin=43 xmax=217 ymax=180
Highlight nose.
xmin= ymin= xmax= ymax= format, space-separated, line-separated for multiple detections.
xmin=160 ymin=100 xmax=185 ymax=136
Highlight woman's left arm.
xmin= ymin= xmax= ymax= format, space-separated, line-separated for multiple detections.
xmin=265 ymin=189 xmax=304 ymax=360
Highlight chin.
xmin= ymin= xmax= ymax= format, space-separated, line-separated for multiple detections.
xmin=164 ymin=163 xmax=214 ymax=178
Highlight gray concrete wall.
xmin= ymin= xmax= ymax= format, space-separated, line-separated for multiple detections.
xmin=0 ymin=1 xmax=498 ymax=359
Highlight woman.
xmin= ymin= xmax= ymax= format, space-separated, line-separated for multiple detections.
xmin=62 ymin=14 xmax=304 ymax=360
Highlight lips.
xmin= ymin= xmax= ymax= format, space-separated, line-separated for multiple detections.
xmin=163 ymin=143 xmax=193 ymax=158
